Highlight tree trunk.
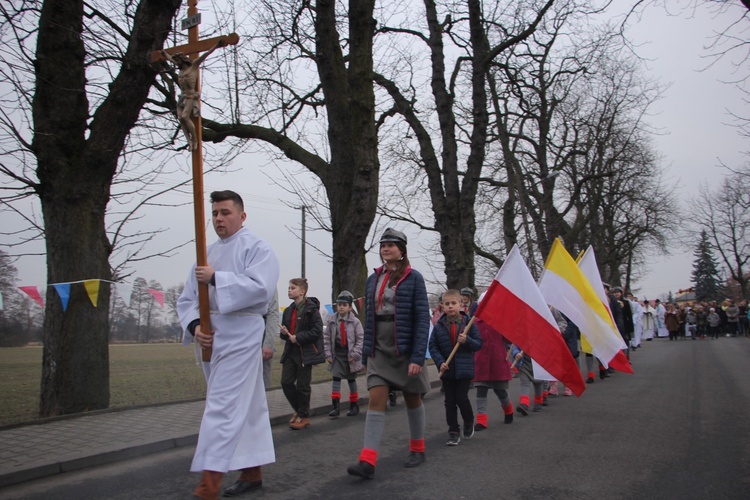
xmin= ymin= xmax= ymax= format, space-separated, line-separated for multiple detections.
xmin=318 ymin=0 xmax=379 ymax=300
xmin=33 ymin=0 xmax=181 ymax=417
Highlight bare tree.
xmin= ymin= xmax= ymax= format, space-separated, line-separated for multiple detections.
xmin=164 ymin=283 xmax=184 ymax=342
xmin=0 ymin=0 xmax=182 ymax=417
xmin=200 ymin=0 xmax=380 ymax=301
xmin=693 ymin=172 xmax=750 ymax=298
xmin=477 ymin=6 xmax=676 ymax=284
xmin=373 ymin=0 xmax=554 ymax=289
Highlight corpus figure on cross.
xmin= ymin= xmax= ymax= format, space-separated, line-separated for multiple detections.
xmin=161 ymin=39 xmax=225 ymax=150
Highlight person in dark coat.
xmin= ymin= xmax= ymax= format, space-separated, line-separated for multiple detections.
xmin=280 ymin=278 xmax=324 ymax=430
xmin=429 ymin=290 xmax=482 ymax=446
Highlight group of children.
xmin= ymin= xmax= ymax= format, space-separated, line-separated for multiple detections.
xmin=278 ymin=280 xmax=562 ymax=446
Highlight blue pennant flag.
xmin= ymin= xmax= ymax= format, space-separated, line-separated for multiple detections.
xmin=53 ymin=283 xmax=71 ymax=312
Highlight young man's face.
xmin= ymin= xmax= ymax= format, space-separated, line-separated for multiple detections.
xmin=212 ymin=200 xmax=246 ymax=239
xmin=442 ymin=294 xmax=462 ymax=317
xmin=288 ymin=283 xmax=305 ymax=301
xmin=336 ymin=302 xmax=351 ymax=315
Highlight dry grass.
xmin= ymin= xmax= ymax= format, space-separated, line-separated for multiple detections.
xmin=0 ymin=340 xmax=330 ymax=427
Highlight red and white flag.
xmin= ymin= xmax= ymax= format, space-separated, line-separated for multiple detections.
xmin=474 ymin=245 xmax=586 ymax=396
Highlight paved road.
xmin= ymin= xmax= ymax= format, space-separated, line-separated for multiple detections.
xmin=2 ymin=337 xmax=749 ymax=499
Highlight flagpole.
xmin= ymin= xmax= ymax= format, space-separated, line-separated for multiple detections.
xmin=438 ymin=316 xmax=477 ymax=378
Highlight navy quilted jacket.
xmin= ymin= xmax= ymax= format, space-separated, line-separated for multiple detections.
xmin=429 ymin=312 xmax=482 ymax=380
xmin=362 ymin=266 xmax=430 ymax=366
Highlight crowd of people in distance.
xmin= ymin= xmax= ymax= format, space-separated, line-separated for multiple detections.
xmin=655 ymin=299 xmax=749 ymax=340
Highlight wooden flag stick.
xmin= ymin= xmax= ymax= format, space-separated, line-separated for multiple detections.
xmin=438 ymin=316 xmax=477 ymax=378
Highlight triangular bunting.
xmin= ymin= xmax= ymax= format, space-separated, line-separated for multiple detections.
xmin=84 ymin=280 xmax=100 ymax=307
xmin=52 ymin=283 xmax=71 ymax=312
xmin=19 ymin=286 xmax=44 ymax=308
xmin=115 ymin=283 xmax=133 ymax=308
xmin=147 ymin=288 xmax=165 ymax=307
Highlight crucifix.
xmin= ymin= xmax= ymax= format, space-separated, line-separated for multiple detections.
xmin=152 ymin=0 xmax=238 ymax=361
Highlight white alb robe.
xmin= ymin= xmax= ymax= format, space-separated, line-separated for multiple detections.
xmin=177 ymin=227 xmax=280 ymax=473
xmin=655 ymin=303 xmax=668 ymax=337
xmin=642 ymin=304 xmax=656 ymax=340
xmin=630 ymin=300 xmax=644 ymax=347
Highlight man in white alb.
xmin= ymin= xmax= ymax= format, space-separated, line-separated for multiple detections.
xmin=178 ymin=190 xmax=279 ymax=499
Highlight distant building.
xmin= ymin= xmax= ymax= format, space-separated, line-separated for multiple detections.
xmin=675 ymin=288 xmax=696 ymax=307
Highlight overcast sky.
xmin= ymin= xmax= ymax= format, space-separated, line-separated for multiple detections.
xmin=4 ymin=2 xmax=748 ymax=307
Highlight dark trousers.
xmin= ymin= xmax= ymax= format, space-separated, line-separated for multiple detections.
xmin=442 ymin=378 xmax=473 ymax=433
xmin=281 ymin=360 xmax=313 ymax=417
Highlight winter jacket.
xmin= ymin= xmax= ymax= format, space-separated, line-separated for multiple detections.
xmin=362 ymin=265 xmax=430 ymax=366
xmin=280 ymin=297 xmax=325 ymax=366
xmin=561 ymin=314 xmax=580 ymax=359
xmin=324 ymin=311 xmax=364 ymax=373
xmin=609 ymin=295 xmax=626 ymax=335
xmin=665 ymin=311 xmax=680 ymax=332
xmin=726 ymin=305 xmax=740 ymax=323
xmin=473 ymin=318 xmax=512 ymax=382
xmin=429 ymin=312 xmax=482 ymax=380
xmin=707 ymin=312 xmax=721 ymax=327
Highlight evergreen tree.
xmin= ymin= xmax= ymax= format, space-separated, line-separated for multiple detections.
xmin=691 ymin=230 xmax=723 ymax=301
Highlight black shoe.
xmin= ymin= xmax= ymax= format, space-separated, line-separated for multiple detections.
xmin=404 ymin=451 xmax=425 ymax=468
xmin=599 ymin=370 xmax=607 ymax=380
xmin=223 ymin=480 xmax=262 ymax=497
xmin=517 ymin=403 xmax=529 ymax=416
xmin=504 ymin=412 xmax=514 ymax=424
xmin=346 ymin=402 xmax=360 ymax=417
xmin=388 ymin=391 xmax=397 ymax=407
xmin=329 ymin=399 xmax=340 ymax=418
xmin=586 ymin=377 xmax=594 ymax=383
xmin=463 ymin=421 xmax=475 ymax=439
xmin=347 ymin=461 xmax=375 ymax=479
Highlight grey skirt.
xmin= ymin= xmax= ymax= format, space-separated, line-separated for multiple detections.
xmin=366 ymin=319 xmax=430 ymax=394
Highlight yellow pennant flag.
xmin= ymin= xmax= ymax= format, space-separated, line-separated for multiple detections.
xmin=84 ymin=280 xmax=100 ymax=307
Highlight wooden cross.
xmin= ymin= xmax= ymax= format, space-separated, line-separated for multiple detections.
xmin=151 ymin=0 xmax=238 ymax=362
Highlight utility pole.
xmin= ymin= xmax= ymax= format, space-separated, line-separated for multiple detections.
xmin=301 ymin=205 xmax=306 ymax=278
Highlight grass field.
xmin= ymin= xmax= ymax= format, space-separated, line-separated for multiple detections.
xmin=0 ymin=340 xmax=331 ymax=427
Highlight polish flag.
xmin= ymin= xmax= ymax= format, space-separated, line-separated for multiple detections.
xmin=474 ymin=245 xmax=586 ymax=396
xmin=538 ymin=240 xmax=632 ymax=373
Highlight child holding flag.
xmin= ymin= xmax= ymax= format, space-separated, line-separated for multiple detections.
xmin=324 ymin=291 xmax=364 ymax=417
xmin=429 ymin=289 xmax=483 ymax=445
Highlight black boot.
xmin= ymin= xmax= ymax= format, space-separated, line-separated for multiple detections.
xmin=346 ymin=401 xmax=360 ymax=417
xmin=328 ymin=399 xmax=340 ymax=417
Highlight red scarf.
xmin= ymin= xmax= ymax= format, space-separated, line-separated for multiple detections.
xmin=289 ymin=307 xmax=297 ymax=336
xmin=339 ymin=319 xmax=347 ymax=347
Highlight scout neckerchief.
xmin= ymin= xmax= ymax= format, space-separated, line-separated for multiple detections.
xmin=339 ymin=316 xmax=347 ymax=347
xmin=289 ymin=302 xmax=300 ymax=335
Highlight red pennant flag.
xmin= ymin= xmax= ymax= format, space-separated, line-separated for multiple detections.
xmin=19 ymin=286 xmax=44 ymax=308
xmin=148 ymin=289 xmax=165 ymax=307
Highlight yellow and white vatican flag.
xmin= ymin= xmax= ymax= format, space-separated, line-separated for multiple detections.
xmin=538 ymin=239 xmax=632 ymax=373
